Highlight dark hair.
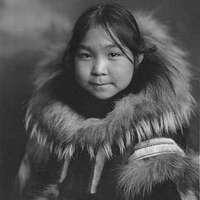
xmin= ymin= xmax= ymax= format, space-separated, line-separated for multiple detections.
xmin=63 ymin=3 xmax=152 ymax=65
xmin=61 ymin=3 xmax=161 ymax=95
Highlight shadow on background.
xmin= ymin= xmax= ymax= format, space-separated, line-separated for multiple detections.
xmin=0 ymin=0 xmax=199 ymax=199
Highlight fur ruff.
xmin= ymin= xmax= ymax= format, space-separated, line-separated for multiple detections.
xmin=25 ymin=12 xmax=195 ymax=160
xmin=118 ymin=152 xmax=199 ymax=199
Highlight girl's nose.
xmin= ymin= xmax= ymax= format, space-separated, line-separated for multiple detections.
xmin=91 ymin=58 xmax=108 ymax=76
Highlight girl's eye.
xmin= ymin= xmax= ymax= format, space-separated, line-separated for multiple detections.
xmin=108 ymin=52 xmax=122 ymax=58
xmin=77 ymin=52 xmax=92 ymax=59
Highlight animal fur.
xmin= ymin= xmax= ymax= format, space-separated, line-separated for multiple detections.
xmin=25 ymin=12 xmax=195 ymax=159
xmin=20 ymin=11 xmax=199 ymax=199
xmin=118 ymin=152 xmax=199 ymax=199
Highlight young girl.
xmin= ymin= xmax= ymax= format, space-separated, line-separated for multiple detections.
xmin=15 ymin=3 xmax=199 ymax=200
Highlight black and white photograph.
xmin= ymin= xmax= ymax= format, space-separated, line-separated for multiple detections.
xmin=0 ymin=0 xmax=199 ymax=199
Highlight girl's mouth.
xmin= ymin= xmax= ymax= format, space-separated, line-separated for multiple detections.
xmin=91 ymin=82 xmax=109 ymax=86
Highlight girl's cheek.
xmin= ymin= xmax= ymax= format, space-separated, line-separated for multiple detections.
xmin=75 ymin=62 xmax=91 ymax=80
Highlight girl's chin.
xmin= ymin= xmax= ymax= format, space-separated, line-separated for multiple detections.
xmin=89 ymin=90 xmax=117 ymax=100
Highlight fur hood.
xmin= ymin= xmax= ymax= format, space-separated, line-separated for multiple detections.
xmin=19 ymin=12 xmax=200 ymax=200
xmin=25 ymin=12 xmax=195 ymax=159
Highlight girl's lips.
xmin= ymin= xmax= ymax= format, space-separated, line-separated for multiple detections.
xmin=89 ymin=82 xmax=111 ymax=86
xmin=89 ymin=82 xmax=113 ymax=90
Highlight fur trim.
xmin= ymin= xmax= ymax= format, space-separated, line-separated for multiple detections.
xmin=118 ymin=153 xmax=199 ymax=199
xmin=25 ymin=12 xmax=195 ymax=159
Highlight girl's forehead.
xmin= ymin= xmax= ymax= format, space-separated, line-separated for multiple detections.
xmin=80 ymin=26 xmax=122 ymax=49
xmin=78 ymin=25 xmax=133 ymax=59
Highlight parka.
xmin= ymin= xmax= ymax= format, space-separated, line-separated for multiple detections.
xmin=15 ymin=12 xmax=199 ymax=200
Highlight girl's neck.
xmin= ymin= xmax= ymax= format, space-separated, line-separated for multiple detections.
xmin=73 ymin=83 xmax=133 ymax=118
xmin=75 ymin=87 xmax=115 ymax=118
xmin=62 ymin=78 xmax=132 ymax=119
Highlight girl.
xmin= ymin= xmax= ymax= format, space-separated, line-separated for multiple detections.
xmin=15 ymin=3 xmax=199 ymax=200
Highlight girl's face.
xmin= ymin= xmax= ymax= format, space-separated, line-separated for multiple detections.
xmin=74 ymin=26 xmax=134 ymax=99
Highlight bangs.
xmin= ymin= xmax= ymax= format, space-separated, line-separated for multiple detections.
xmin=90 ymin=6 xmax=143 ymax=63
xmin=66 ymin=3 xmax=148 ymax=63
xmin=102 ymin=22 xmax=135 ymax=63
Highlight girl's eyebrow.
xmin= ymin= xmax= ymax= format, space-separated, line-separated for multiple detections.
xmin=104 ymin=44 xmax=119 ymax=49
xmin=78 ymin=43 xmax=121 ymax=51
xmin=77 ymin=44 xmax=92 ymax=51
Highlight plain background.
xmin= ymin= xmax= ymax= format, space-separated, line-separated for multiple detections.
xmin=0 ymin=0 xmax=199 ymax=199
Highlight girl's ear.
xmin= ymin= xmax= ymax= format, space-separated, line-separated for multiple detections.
xmin=137 ymin=54 xmax=144 ymax=65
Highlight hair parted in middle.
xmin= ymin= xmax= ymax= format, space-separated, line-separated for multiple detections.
xmin=59 ymin=3 xmax=180 ymax=97
xmin=63 ymin=3 xmax=156 ymax=63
